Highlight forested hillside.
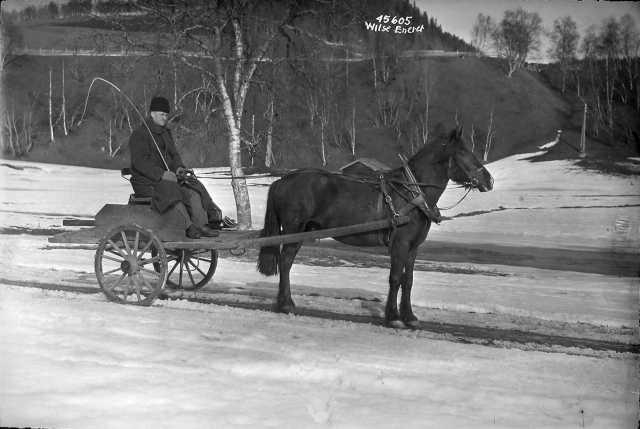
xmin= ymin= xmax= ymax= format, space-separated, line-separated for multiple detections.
xmin=1 ymin=0 xmax=638 ymax=171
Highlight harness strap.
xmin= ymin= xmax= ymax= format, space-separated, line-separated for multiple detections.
xmin=378 ymin=174 xmax=402 ymax=246
xmin=378 ymin=174 xmax=400 ymax=222
xmin=398 ymin=154 xmax=442 ymax=223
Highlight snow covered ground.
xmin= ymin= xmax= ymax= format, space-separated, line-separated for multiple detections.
xmin=0 ymin=153 xmax=639 ymax=428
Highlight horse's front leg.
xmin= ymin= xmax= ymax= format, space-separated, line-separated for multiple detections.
xmin=400 ymin=247 xmax=419 ymax=328
xmin=276 ymin=242 xmax=301 ymax=313
xmin=386 ymin=240 xmax=409 ymax=328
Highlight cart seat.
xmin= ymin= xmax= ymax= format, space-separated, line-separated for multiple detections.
xmin=128 ymin=195 xmax=152 ymax=205
xmin=121 ymin=168 xmax=152 ymax=205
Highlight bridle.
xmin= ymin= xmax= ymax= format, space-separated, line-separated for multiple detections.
xmin=448 ymin=150 xmax=492 ymax=189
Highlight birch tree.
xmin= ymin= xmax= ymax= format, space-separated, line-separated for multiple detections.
xmin=471 ymin=13 xmax=494 ymax=54
xmin=116 ymin=0 xmax=303 ymax=229
xmin=492 ymin=8 xmax=542 ymax=77
xmin=548 ymin=16 xmax=579 ymax=94
xmin=1 ymin=18 xmax=23 ymax=153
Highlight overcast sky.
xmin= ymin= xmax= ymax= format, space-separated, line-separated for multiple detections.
xmin=414 ymin=0 xmax=640 ymax=58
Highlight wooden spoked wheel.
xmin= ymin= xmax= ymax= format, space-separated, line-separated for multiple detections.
xmin=155 ymin=248 xmax=218 ymax=291
xmin=94 ymin=225 xmax=168 ymax=306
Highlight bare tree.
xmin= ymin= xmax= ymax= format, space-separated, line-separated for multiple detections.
xmin=48 ymin=67 xmax=55 ymax=144
xmin=492 ymin=8 xmax=543 ymax=77
xmin=318 ymin=102 xmax=328 ymax=167
xmin=471 ymin=13 xmax=494 ymax=54
xmin=548 ymin=16 xmax=579 ymax=94
xmin=619 ymin=14 xmax=640 ymax=110
xmin=1 ymin=18 xmax=24 ymax=153
xmin=349 ymin=99 xmax=356 ymax=157
xmin=599 ymin=17 xmax=622 ymax=131
xmin=483 ymin=106 xmax=495 ymax=162
xmin=107 ymin=0 xmax=306 ymax=229
xmin=61 ymin=60 xmax=69 ymax=136
xmin=264 ymin=96 xmax=275 ymax=168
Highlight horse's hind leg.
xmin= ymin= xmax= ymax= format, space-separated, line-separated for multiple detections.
xmin=400 ymin=247 xmax=419 ymax=328
xmin=276 ymin=242 xmax=302 ymax=313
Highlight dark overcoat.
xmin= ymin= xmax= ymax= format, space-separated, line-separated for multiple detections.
xmin=128 ymin=119 xmax=223 ymax=222
xmin=129 ymin=120 xmax=184 ymax=213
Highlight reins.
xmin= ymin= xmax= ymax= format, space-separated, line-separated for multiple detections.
xmin=438 ymin=187 xmax=472 ymax=210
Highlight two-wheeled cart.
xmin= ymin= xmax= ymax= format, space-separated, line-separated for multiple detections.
xmin=49 ymin=199 xmax=408 ymax=306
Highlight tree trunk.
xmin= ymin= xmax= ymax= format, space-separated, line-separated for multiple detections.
xmin=265 ymin=97 xmax=274 ymax=168
xmin=351 ymin=101 xmax=356 ymax=157
xmin=49 ymin=67 xmax=55 ymax=144
xmin=61 ymin=60 xmax=68 ymax=136
xmin=484 ymin=107 xmax=495 ymax=162
xmin=215 ymin=57 xmax=252 ymax=229
xmin=320 ymin=105 xmax=327 ymax=166
xmin=172 ymin=56 xmax=178 ymax=109
xmin=11 ymin=110 xmax=20 ymax=154
xmin=580 ymin=102 xmax=587 ymax=158
xmin=5 ymin=114 xmax=14 ymax=156
xmin=0 ymin=32 xmax=4 ymax=155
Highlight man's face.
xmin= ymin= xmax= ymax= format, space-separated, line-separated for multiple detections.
xmin=150 ymin=111 xmax=169 ymax=127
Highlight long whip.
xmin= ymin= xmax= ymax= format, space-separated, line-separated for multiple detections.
xmin=77 ymin=77 xmax=170 ymax=171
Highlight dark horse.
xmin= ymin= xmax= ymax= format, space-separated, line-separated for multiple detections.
xmin=257 ymin=127 xmax=493 ymax=328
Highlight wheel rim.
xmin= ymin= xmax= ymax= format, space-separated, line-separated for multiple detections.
xmin=155 ymin=249 xmax=218 ymax=291
xmin=95 ymin=225 xmax=167 ymax=306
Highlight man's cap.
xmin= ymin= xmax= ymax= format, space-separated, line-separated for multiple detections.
xmin=149 ymin=96 xmax=170 ymax=114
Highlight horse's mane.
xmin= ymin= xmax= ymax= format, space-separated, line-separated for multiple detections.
xmin=409 ymin=130 xmax=455 ymax=165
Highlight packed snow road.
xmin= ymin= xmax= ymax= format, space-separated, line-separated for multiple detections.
xmin=0 ymin=286 xmax=637 ymax=429
xmin=1 ymin=156 xmax=639 ymax=428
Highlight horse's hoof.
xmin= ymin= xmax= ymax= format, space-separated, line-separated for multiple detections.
xmin=386 ymin=319 xmax=407 ymax=329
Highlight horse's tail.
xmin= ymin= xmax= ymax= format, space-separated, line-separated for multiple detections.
xmin=257 ymin=181 xmax=281 ymax=276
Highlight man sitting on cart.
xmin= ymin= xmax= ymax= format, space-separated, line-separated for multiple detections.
xmin=128 ymin=96 xmax=232 ymax=239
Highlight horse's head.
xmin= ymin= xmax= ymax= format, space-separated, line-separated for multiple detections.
xmin=445 ymin=127 xmax=493 ymax=192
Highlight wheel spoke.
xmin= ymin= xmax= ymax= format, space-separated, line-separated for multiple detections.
xmin=133 ymin=231 xmax=140 ymax=258
xmin=122 ymin=276 xmax=134 ymax=300
xmin=131 ymin=273 xmax=142 ymax=301
xmin=102 ymin=254 xmax=124 ymax=263
xmin=139 ymin=272 xmax=155 ymax=292
xmin=178 ymin=254 xmax=184 ymax=289
xmin=107 ymin=239 xmax=126 ymax=257
xmin=185 ymin=261 xmax=196 ymax=286
xmin=167 ymin=260 xmax=180 ymax=277
xmin=187 ymin=259 xmax=207 ymax=277
xmin=107 ymin=272 xmax=127 ymax=292
xmin=192 ymin=255 xmax=214 ymax=266
xmin=103 ymin=267 xmax=123 ymax=276
xmin=121 ymin=231 xmax=132 ymax=255
xmin=138 ymin=238 xmax=154 ymax=256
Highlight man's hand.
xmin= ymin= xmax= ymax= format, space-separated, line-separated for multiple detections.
xmin=162 ymin=171 xmax=177 ymax=182
xmin=176 ymin=167 xmax=186 ymax=176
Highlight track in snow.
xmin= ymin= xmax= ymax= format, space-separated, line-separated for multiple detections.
xmin=2 ymin=278 xmax=637 ymax=355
